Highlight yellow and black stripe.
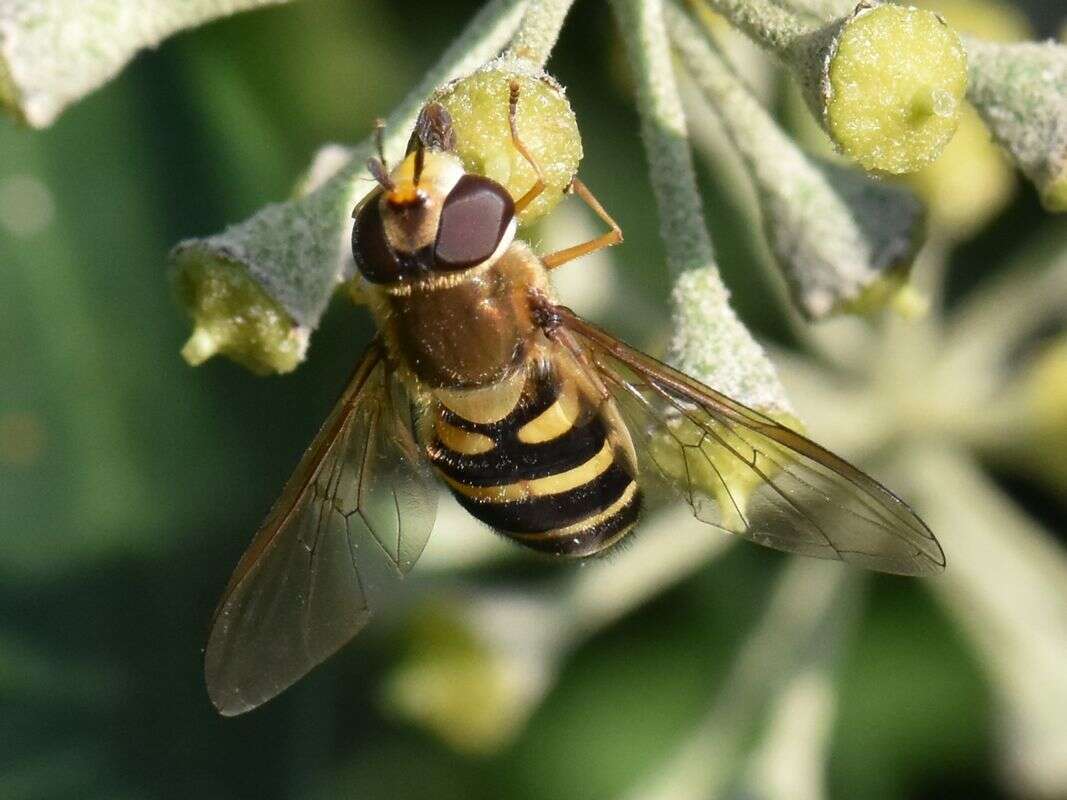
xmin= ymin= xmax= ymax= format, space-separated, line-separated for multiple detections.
xmin=426 ymin=368 xmax=641 ymax=557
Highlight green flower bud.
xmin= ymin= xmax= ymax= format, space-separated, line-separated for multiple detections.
xmin=803 ymin=3 xmax=969 ymax=174
xmin=648 ymin=410 xmax=803 ymax=531
xmin=901 ymin=0 xmax=1028 ymax=234
xmin=168 ymin=0 xmax=529 ymax=374
xmin=383 ymin=597 xmax=557 ymax=754
xmin=430 ymin=56 xmax=583 ymax=225
xmin=696 ymin=0 xmax=968 ymax=173
xmin=668 ymin=4 xmax=927 ymax=319
xmin=174 ymin=257 xmax=308 ymax=375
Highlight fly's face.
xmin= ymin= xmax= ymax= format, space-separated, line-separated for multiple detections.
xmin=352 ymin=104 xmax=517 ymax=292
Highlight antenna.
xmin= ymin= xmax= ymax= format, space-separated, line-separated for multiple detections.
xmin=366 ymin=157 xmax=394 ymax=190
xmin=366 ymin=118 xmax=395 ymax=190
xmin=374 ymin=118 xmax=388 ymax=170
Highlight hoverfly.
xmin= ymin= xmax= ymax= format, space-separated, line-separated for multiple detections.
xmin=204 ymin=83 xmax=945 ymax=716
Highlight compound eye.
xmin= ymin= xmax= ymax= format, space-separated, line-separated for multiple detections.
xmin=434 ymin=175 xmax=515 ymax=271
xmin=352 ymin=190 xmax=401 ymax=284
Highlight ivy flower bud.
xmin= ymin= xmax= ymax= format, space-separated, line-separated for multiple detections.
xmin=430 ymin=56 xmax=583 ymax=225
xmin=168 ymin=0 xmax=527 ymax=373
xmin=174 ymin=258 xmax=309 ymax=375
xmin=695 ymin=0 xmax=968 ymax=173
xmin=792 ymin=3 xmax=968 ymax=174
xmin=383 ymin=596 xmax=561 ymax=754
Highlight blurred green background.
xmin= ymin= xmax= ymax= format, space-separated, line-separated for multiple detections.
xmin=2 ymin=1 xmax=1065 ymax=798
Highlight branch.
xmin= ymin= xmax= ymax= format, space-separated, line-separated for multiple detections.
xmin=0 ymin=0 xmax=292 ymax=128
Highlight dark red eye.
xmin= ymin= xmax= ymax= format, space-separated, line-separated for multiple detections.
xmin=352 ymin=190 xmax=401 ymax=284
xmin=434 ymin=175 xmax=515 ymax=271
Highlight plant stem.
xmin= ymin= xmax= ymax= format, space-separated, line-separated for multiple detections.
xmin=697 ymin=0 xmax=810 ymax=53
xmin=611 ymin=0 xmax=793 ymax=416
xmin=504 ymin=0 xmax=579 ymax=67
xmin=612 ymin=0 xmax=715 ymax=277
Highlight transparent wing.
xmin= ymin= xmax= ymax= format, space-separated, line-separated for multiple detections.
xmin=554 ymin=307 xmax=944 ymax=576
xmin=205 ymin=340 xmax=438 ymax=716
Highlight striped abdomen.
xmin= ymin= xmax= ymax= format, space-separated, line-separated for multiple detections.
xmin=426 ymin=367 xmax=641 ymax=557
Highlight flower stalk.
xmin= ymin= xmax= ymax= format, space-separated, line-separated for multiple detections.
xmin=611 ymin=0 xmax=793 ymax=417
xmin=963 ymin=36 xmax=1067 ymax=213
xmin=504 ymin=0 xmax=578 ymax=67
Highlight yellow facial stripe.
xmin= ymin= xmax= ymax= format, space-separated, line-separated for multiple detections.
xmin=517 ymin=383 xmax=580 ymax=444
xmin=443 ymin=440 xmax=615 ymax=502
xmin=435 ymin=417 xmax=495 ymax=455
xmin=387 ymin=185 xmax=425 ymax=206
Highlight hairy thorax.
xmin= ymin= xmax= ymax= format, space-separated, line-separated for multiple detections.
xmin=376 ymin=241 xmax=551 ymax=389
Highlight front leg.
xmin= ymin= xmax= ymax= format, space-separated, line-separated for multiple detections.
xmin=541 ymin=178 xmax=623 ymax=270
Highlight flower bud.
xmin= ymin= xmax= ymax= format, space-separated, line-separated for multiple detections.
xmin=174 ymin=258 xmax=309 ymax=375
xmin=382 ymin=595 xmax=560 ymax=754
xmin=430 ymin=56 xmax=583 ymax=225
xmin=793 ymin=3 xmax=969 ymax=174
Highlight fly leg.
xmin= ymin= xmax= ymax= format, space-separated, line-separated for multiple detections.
xmin=540 ymin=178 xmax=623 ymax=269
xmin=509 ymin=80 xmax=547 ymax=214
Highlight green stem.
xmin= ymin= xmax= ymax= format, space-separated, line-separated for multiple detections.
xmin=698 ymin=0 xmax=811 ymax=53
xmin=504 ymin=0 xmax=579 ymax=68
xmin=611 ymin=0 xmax=793 ymax=416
